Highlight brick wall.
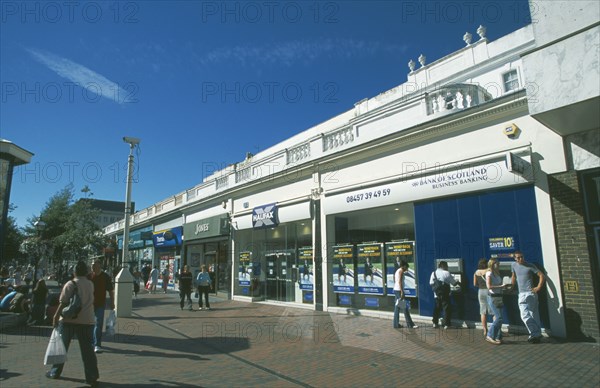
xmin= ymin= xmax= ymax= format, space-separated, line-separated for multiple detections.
xmin=548 ymin=171 xmax=600 ymax=342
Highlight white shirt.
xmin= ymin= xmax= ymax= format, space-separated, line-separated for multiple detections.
xmin=429 ymin=268 xmax=458 ymax=298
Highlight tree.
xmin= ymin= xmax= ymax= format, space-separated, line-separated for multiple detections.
xmin=0 ymin=204 xmax=25 ymax=264
xmin=23 ymin=184 xmax=103 ymax=268
xmin=58 ymin=198 xmax=103 ymax=259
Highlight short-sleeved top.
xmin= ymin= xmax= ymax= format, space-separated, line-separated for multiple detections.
xmin=60 ymin=277 xmax=95 ymax=325
xmin=486 ymin=271 xmax=503 ymax=295
xmin=150 ymin=268 xmax=159 ymax=282
xmin=90 ymin=271 xmax=113 ymax=308
xmin=512 ymin=261 xmax=541 ymax=292
xmin=429 ymin=269 xmax=458 ymax=298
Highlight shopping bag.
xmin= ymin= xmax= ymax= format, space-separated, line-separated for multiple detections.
xmin=105 ymin=310 xmax=116 ymax=336
xmin=44 ymin=328 xmax=67 ymax=365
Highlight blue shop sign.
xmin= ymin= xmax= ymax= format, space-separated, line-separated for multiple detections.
xmin=117 ymin=226 xmax=153 ymax=249
xmin=252 ymin=203 xmax=279 ymax=229
xmin=153 ymin=227 xmax=183 ymax=248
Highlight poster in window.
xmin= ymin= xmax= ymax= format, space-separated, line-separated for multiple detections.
xmin=239 ymin=251 xmax=251 ymax=286
xmin=385 ymin=241 xmax=416 ymax=297
xmin=357 ymin=243 xmax=384 ymax=295
xmin=298 ymin=247 xmax=313 ymax=290
xmin=332 ymin=245 xmax=354 ymax=293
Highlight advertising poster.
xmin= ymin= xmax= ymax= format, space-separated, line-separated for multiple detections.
xmin=332 ymin=245 xmax=354 ymax=293
xmin=385 ymin=241 xmax=416 ymax=296
xmin=357 ymin=243 xmax=384 ymax=295
xmin=487 ymin=236 xmax=517 ymax=259
xmin=239 ymin=251 xmax=252 ymax=286
xmin=298 ymin=247 xmax=313 ymax=290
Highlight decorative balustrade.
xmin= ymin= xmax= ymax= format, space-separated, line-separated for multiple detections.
xmin=322 ymin=126 xmax=355 ymax=152
xmin=427 ymin=83 xmax=491 ymax=116
xmin=216 ymin=175 xmax=229 ymax=190
xmin=287 ymin=143 xmax=311 ymax=165
xmin=235 ymin=166 xmax=251 ymax=183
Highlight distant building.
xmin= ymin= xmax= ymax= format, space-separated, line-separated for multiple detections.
xmin=80 ymin=199 xmax=135 ymax=229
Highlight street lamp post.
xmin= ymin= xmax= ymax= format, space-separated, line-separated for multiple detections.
xmin=33 ymin=219 xmax=46 ymax=283
xmin=115 ymin=136 xmax=140 ymax=317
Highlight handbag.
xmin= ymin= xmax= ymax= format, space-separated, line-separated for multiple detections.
xmin=44 ymin=328 xmax=67 ymax=365
xmin=396 ymin=298 xmax=407 ymax=309
xmin=61 ymin=281 xmax=82 ymax=319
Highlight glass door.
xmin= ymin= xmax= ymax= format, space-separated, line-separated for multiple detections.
xmin=265 ymin=250 xmax=296 ymax=302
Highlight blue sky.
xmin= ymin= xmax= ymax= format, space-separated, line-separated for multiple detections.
xmin=1 ymin=0 xmax=531 ymax=228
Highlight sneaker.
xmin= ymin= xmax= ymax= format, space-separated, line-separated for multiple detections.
xmin=443 ymin=325 xmax=451 ymax=330
xmin=410 ymin=325 xmax=419 ymax=329
xmin=45 ymin=370 xmax=60 ymax=379
xmin=432 ymin=323 xmax=440 ymax=328
xmin=94 ymin=346 xmax=102 ymax=353
xmin=206 ymin=307 xmax=211 ymax=310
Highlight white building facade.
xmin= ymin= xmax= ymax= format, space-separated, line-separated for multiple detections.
xmin=105 ymin=2 xmax=600 ymax=340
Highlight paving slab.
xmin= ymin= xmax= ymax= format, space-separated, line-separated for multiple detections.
xmin=1 ymin=290 xmax=598 ymax=387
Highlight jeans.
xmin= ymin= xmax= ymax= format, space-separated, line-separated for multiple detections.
xmin=49 ymin=322 xmax=99 ymax=383
xmin=487 ymin=295 xmax=504 ymax=340
xmin=180 ymin=290 xmax=192 ymax=309
xmin=518 ymin=292 xmax=542 ymax=338
xmin=393 ymin=291 xmax=415 ymax=328
xmin=198 ymin=285 xmax=211 ymax=308
xmin=432 ymin=293 xmax=452 ymax=327
xmin=93 ymin=307 xmax=106 ymax=347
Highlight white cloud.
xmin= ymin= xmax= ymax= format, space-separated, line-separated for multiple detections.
xmin=198 ymin=38 xmax=407 ymax=67
xmin=25 ymin=48 xmax=133 ymax=104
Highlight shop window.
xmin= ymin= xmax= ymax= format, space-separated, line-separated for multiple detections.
xmin=234 ymin=220 xmax=312 ymax=303
xmin=326 ymin=203 xmax=416 ymax=311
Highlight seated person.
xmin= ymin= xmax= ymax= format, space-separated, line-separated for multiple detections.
xmin=0 ymin=289 xmax=17 ymax=312
xmin=8 ymin=285 xmax=30 ymax=314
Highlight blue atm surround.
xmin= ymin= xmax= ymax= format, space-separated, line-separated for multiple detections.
xmin=414 ymin=185 xmax=548 ymax=328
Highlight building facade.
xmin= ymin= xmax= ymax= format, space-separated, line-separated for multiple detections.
xmin=104 ymin=2 xmax=600 ymax=340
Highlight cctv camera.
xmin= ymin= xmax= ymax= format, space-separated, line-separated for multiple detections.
xmin=123 ymin=136 xmax=140 ymax=145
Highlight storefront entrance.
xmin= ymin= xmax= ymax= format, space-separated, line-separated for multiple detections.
xmin=265 ymin=250 xmax=296 ymax=302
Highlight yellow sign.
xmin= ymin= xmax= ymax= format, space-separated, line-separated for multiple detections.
xmin=564 ymin=280 xmax=579 ymax=293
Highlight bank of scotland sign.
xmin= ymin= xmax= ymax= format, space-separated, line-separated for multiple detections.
xmin=252 ymin=203 xmax=279 ymax=229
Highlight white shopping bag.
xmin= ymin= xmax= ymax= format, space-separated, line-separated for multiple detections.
xmin=105 ymin=310 xmax=116 ymax=336
xmin=44 ymin=328 xmax=67 ymax=365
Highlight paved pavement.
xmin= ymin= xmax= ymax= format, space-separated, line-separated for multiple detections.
xmin=1 ymin=286 xmax=599 ymax=388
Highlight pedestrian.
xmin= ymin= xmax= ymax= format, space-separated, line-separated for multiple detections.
xmin=46 ymin=260 xmax=99 ymax=387
xmin=132 ymin=268 xmax=141 ymax=298
xmin=24 ymin=265 xmax=33 ymax=286
xmin=196 ymin=265 xmax=212 ymax=310
xmin=485 ymin=258 xmax=508 ymax=345
xmin=473 ymin=258 xmax=490 ymax=337
xmin=28 ymin=278 xmax=48 ymax=325
xmin=511 ymin=251 xmax=545 ymax=343
xmin=149 ymin=265 xmax=159 ymax=294
xmin=141 ymin=264 xmax=150 ymax=290
xmin=178 ymin=265 xmax=193 ymax=311
xmin=393 ymin=260 xmax=417 ymax=329
xmin=89 ymin=259 xmax=115 ymax=354
xmin=161 ymin=266 xmax=170 ymax=294
xmin=429 ymin=261 xmax=459 ymax=329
